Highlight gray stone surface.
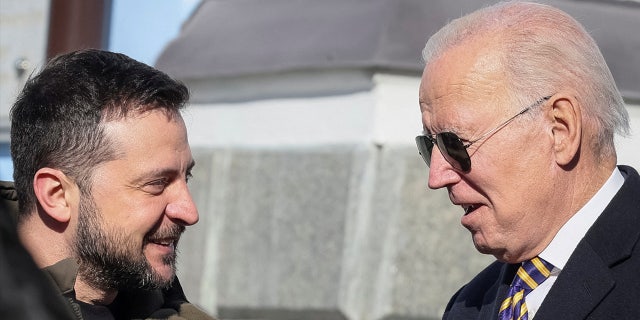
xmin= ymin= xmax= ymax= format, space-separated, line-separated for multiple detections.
xmin=177 ymin=144 xmax=492 ymax=320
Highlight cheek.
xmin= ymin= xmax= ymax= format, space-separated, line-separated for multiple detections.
xmin=481 ymin=133 xmax=551 ymax=199
xmin=96 ymin=198 xmax=166 ymax=239
xmin=488 ymin=196 xmax=522 ymax=229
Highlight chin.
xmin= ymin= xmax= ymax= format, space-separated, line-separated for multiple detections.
xmin=144 ymin=254 xmax=177 ymax=282
xmin=474 ymin=244 xmax=496 ymax=257
xmin=471 ymin=232 xmax=490 ymax=253
xmin=158 ymin=273 xmax=176 ymax=287
xmin=472 ymin=238 xmax=506 ymax=260
xmin=150 ymin=257 xmax=177 ymax=280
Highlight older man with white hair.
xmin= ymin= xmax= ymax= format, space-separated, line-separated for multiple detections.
xmin=415 ymin=2 xmax=639 ymax=319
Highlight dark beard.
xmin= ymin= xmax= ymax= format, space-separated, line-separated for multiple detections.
xmin=74 ymin=194 xmax=183 ymax=291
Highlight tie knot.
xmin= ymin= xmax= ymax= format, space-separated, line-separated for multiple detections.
xmin=512 ymin=256 xmax=554 ymax=293
xmin=499 ymin=257 xmax=554 ymax=320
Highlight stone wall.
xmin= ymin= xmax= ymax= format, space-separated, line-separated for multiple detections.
xmin=177 ymin=144 xmax=493 ymax=320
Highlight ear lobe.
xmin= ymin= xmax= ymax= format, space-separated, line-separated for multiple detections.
xmin=550 ymin=97 xmax=582 ymax=166
xmin=33 ymin=168 xmax=74 ymax=223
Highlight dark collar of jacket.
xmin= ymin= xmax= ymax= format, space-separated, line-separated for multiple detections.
xmin=0 ymin=180 xmax=19 ymax=224
xmin=42 ymin=257 xmax=215 ymax=320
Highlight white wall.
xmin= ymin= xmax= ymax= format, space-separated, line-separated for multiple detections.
xmin=185 ymin=72 xmax=640 ymax=168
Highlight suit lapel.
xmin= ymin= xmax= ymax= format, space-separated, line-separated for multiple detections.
xmin=536 ymin=165 xmax=640 ymax=319
xmin=480 ymin=263 xmax=518 ymax=319
xmin=535 ymin=243 xmax=614 ymax=320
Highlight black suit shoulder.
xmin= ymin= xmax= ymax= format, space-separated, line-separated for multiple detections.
xmin=443 ymin=260 xmax=513 ymax=320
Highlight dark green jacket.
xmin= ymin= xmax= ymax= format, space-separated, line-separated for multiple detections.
xmin=0 ymin=180 xmax=18 ymax=222
xmin=1 ymin=180 xmax=73 ymax=319
xmin=43 ymin=258 xmax=215 ymax=320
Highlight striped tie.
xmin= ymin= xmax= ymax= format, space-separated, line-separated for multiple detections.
xmin=498 ymin=257 xmax=554 ymax=320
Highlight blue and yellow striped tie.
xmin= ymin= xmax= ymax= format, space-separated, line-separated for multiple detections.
xmin=498 ymin=257 xmax=554 ymax=320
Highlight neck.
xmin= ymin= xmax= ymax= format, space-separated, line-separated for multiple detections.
xmin=17 ymin=213 xmax=70 ymax=269
xmin=74 ymin=277 xmax=119 ymax=305
xmin=544 ymin=157 xmax=616 ymax=246
xmin=18 ymin=212 xmax=119 ymax=305
xmin=565 ymin=158 xmax=616 ymax=213
xmin=505 ymin=158 xmax=617 ymax=264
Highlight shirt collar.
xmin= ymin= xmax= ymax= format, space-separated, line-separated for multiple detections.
xmin=539 ymin=167 xmax=624 ymax=270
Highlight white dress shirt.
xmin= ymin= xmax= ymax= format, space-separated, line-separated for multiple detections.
xmin=526 ymin=168 xmax=625 ymax=319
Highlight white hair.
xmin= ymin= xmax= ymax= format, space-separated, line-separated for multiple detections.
xmin=422 ymin=1 xmax=630 ymax=158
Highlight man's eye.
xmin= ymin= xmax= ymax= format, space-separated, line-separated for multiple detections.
xmin=142 ymin=179 xmax=168 ymax=194
xmin=186 ymin=172 xmax=193 ymax=183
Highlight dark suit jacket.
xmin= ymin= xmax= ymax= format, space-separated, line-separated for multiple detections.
xmin=442 ymin=165 xmax=640 ymax=320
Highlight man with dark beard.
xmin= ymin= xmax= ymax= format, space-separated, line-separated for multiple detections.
xmin=9 ymin=49 xmax=215 ymax=319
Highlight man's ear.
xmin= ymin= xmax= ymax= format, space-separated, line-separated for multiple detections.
xmin=33 ymin=168 xmax=75 ymax=223
xmin=550 ymin=95 xmax=582 ymax=166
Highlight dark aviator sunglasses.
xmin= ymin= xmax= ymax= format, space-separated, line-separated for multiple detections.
xmin=415 ymin=96 xmax=551 ymax=173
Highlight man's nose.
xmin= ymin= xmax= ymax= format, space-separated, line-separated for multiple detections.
xmin=165 ymin=181 xmax=199 ymax=226
xmin=427 ymin=147 xmax=460 ymax=189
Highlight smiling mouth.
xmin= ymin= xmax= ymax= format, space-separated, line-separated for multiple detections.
xmin=146 ymin=224 xmax=185 ymax=250
xmin=149 ymin=238 xmax=177 ymax=249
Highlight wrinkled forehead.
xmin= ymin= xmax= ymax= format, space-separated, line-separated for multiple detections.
xmin=419 ymin=39 xmax=510 ymax=119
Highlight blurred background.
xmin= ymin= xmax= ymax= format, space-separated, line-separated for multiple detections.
xmin=1 ymin=0 xmax=639 ymax=319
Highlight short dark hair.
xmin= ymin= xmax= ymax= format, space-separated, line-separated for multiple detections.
xmin=10 ymin=49 xmax=189 ymax=219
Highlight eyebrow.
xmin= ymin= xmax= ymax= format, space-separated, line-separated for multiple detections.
xmin=421 ymin=126 xmax=464 ymax=137
xmin=131 ymin=159 xmax=196 ymax=185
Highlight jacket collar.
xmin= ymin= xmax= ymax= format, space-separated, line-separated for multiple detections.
xmin=42 ymin=258 xmax=79 ymax=295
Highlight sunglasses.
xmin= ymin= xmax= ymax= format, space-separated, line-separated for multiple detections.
xmin=415 ymin=96 xmax=551 ymax=172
